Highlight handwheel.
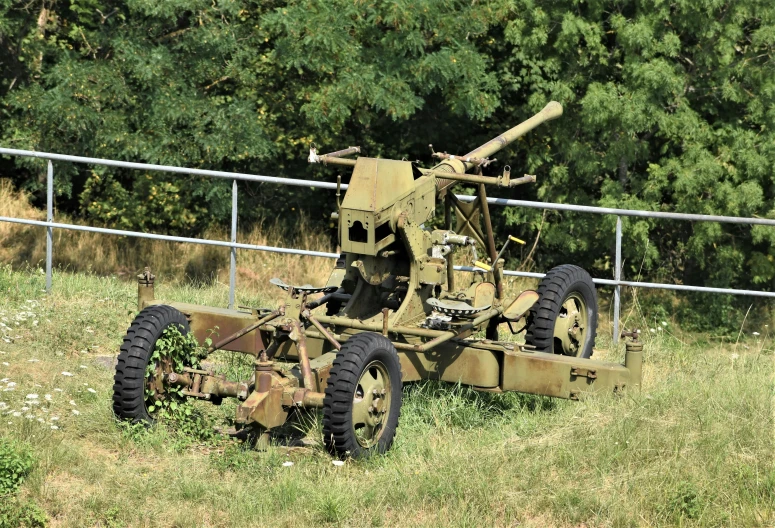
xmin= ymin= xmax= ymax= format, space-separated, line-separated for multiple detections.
xmin=112 ymin=305 xmax=191 ymax=423
xmin=525 ymin=264 xmax=598 ymax=358
xmin=322 ymin=332 xmax=402 ymax=458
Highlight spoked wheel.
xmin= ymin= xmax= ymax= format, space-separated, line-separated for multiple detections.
xmin=323 ymin=332 xmax=402 ymax=459
xmin=525 ymin=264 xmax=598 ymax=358
xmin=112 ymin=305 xmax=191 ymax=423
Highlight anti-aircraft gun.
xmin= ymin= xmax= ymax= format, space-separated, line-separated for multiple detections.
xmin=114 ymin=102 xmax=643 ymax=459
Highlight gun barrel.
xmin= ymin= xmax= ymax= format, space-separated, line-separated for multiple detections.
xmin=466 ymin=101 xmax=563 ymax=161
xmin=434 ymin=101 xmax=563 ymax=192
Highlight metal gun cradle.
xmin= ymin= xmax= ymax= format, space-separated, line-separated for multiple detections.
xmin=115 ymin=102 xmax=642 ymax=458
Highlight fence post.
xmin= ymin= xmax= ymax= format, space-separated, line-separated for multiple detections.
xmin=613 ymin=216 xmax=622 ymax=345
xmin=229 ymin=179 xmax=237 ymax=309
xmin=45 ymin=161 xmax=53 ymax=292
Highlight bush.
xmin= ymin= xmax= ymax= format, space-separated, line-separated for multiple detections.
xmin=0 ymin=437 xmax=34 ymax=495
xmin=0 ymin=499 xmax=47 ymax=528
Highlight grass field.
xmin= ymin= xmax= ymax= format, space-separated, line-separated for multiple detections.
xmin=0 ymin=264 xmax=773 ymax=527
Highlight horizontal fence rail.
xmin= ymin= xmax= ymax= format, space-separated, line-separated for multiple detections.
xmin=1 ymin=147 xmax=773 ymax=343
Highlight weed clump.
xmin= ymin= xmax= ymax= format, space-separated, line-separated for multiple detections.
xmin=0 ymin=499 xmax=47 ymax=528
xmin=0 ymin=437 xmax=47 ymax=527
xmin=0 ymin=436 xmax=34 ymax=495
xmin=666 ymin=481 xmax=704 ymax=521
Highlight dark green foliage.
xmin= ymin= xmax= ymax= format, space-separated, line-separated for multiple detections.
xmin=0 ymin=436 xmax=34 ymax=495
xmin=0 ymin=1 xmax=773 ymax=327
xmin=0 ymin=499 xmax=47 ymax=528
xmin=666 ymin=481 xmax=704 ymax=521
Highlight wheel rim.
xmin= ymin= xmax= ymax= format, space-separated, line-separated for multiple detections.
xmin=552 ymin=293 xmax=589 ymax=356
xmin=351 ymin=360 xmax=392 ymax=448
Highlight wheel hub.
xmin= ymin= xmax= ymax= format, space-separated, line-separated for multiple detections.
xmin=351 ymin=361 xmax=392 ymax=447
xmin=146 ymin=356 xmax=174 ymax=405
xmin=553 ymin=294 xmax=588 ymax=356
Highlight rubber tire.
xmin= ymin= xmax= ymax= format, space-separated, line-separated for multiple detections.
xmin=525 ymin=264 xmax=598 ymax=358
xmin=112 ymin=305 xmax=190 ymax=423
xmin=322 ymin=332 xmax=402 ymax=459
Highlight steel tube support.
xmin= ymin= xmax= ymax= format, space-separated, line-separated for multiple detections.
xmin=229 ymin=180 xmax=237 ymax=309
xmin=45 ymin=161 xmax=53 ymax=292
xmin=613 ymin=216 xmax=622 ymax=345
xmin=317 ymin=157 xmax=356 ymax=167
xmin=314 ymin=314 xmax=448 ymax=338
xmin=301 ymin=390 xmax=326 ymax=407
xmin=206 ymin=310 xmax=281 ymax=354
xmin=478 ymin=184 xmax=503 ymax=299
xmin=305 ymin=315 xmax=341 ymax=351
xmin=293 ymin=321 xmax=317 ymax=391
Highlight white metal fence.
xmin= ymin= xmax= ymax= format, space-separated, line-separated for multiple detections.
xmin=1 ymin=147 xmax=774 ymax=344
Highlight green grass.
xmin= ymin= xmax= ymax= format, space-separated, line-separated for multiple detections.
xmin=0 ymin=265 xmax=773 ymax=527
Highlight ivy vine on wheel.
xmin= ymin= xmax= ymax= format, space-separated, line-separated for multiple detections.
xmin=112 ymin=305 xmax=202 ymax=423
xmin=525 ymin=264 xmax=598 ymax=358
xmin=322 ymin=332 xmax=402 ymax=459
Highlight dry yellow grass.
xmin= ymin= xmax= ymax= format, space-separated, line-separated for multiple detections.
xmin=0 ymin=179 xmax=333 ymax=300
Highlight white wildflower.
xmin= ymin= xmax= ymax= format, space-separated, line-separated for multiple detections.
xmin=661 ymin=321 xmax=668 ymax=327
xmin=12 ymin=411 xmax=21 ymax=417
xmin=752 ymin=332 xmax=760 ymax=336
xmin=50 ymin=416 xmax=59 ymax=421
xmin=87 ymin=388 xmax=97 ymax=394
xmin=282 ymin=461 xmax=294 ymax=467
xmin=331 ymin=460 xmax=345 ymax=467
xmin=50 ymin=425 xmax=59 ymax=430
xmin=731 ymin=353 xmax=740 ymax=360
xmin=2 ymin=362 xmax=9 ymax=366
xmin=53 ymin=388 xmax=62 ymax=392
xmin=79 ymin=365 xmax=88 ymax=369
xmin=61 ymin=371 xmax=73 ymax=377
xmin=44 ymin=394 xmax=52 ymax=401
xmin=26 ymin=394 xmax=38 ymax=400
xmin=69 ymin=400 xmax=76 ymax=406
xmin=71 ymin=409 xmax=80 ymax=416
xmin=649 ymin=328 xmax=656 ymax=333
